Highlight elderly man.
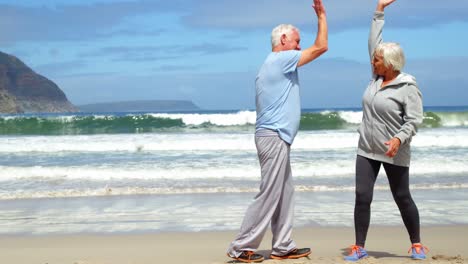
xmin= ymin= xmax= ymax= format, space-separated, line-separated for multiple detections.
xmin=226 ymin=0 xmax=328 ymax=262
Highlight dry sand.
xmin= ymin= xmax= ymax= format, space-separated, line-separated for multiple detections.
xmin=0 ymin=225 xmax=466 ymax=264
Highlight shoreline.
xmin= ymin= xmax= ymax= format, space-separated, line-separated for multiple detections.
xmin=3 ymin=188 xmax=468 ymax=235
xmin=0 ymin=225 xmax=466 ymax=264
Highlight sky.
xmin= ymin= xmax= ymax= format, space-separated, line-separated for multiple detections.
xmin=1 ymin=0 xmax=467 ymax=110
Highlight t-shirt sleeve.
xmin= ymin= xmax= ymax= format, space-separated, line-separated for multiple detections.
xmin=281 ymin=50 xmax=301 ymax=73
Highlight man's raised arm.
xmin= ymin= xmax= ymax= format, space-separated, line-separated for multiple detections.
xmin=298 ymin=0 xmax=328 ymax=67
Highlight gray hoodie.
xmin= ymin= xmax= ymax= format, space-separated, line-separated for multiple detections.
xmin=357 ymin=11 xmax=423 ymax=167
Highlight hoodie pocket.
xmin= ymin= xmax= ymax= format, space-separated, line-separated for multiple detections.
xmin=357 ymin=120 xmax=372 ymax=153
xmin=372 ymin=122 xmax=392 ymax=155
xmin=358 ymin=120 xmax=393 ymax=155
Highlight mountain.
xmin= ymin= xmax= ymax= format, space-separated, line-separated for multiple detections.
xmin=0 ymin=51 xmax=77 ymax=113
xmin=78 ymin=100 xmax=200 ymax=113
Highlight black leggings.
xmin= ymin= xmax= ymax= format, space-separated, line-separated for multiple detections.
xmin=354 ymin=155 xmax=420 ymax=247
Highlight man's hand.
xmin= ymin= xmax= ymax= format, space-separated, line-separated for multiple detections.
xmin=313 ymin=0 xmax=326 ymax=17
xmin=297 ymin=0 xmax=328 ymax=67
xmin=377 ymin=0 xmax=396 ymax=12
xmin=384 ymin=137 xmax=401 ymax=158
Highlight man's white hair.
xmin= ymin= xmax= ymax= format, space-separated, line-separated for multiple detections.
xmin=374 ymin=42 xmax=406 ymax=71
xmin=271 ymin=24 xmax=299 ymax=49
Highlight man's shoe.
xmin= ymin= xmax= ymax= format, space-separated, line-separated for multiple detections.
xmin=270 ymin=248 xmax=311 ymax=260
xmin=227 ymin=251 xmax=264 ymax=263
xmin=409 ymin=243 xmax=429 ymax=260
xmin=344 ymin=245 xmax=368 ymax=261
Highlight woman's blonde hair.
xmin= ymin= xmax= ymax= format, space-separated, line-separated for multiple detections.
xmin=374 ymin=42 xmax=405 ymax=71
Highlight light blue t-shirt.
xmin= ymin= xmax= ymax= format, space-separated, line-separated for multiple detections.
xmin=255 ymin=50 xmax=302 ymax=145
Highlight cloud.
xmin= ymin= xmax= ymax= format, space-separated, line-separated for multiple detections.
xmin=154 ymin=64 xmax=202 ymax=72
xmin=33 ymin=60 xmax=88 ymax=76
xmin=182 ymin=0 xmax=468 ymax=31
xmin=406 ymin=56 xmax=468 ymax=106
xmin=94 ymin=29 xmax=166 ymax=38
xmin=48 ymin=48 xmax=60 ymax=57
xmin=0 ymin=1 xmax=184 ymax=44
xmin=2 ymin=0 xmax=466 ymax=46
xmin=188 ymin=44 xmax=248 ymax=55
xmin=78 ymin=43 xmax=247 ymax=62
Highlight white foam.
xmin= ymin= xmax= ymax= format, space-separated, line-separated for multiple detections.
xmin=0 ymin=133 xmax=256 ymax=152
xmin=1 ymin=149 xmax=467 ymax=182
xmin=337 ymin=111 xmax=363 ymax=124
xmin=152 ymin=110 xmax=363 ymax=127
xmin=1 ymin=183 xmax=467 ymax=200
xmin=293 ymin=131 xmax=358 ymax=150
xmin=149 ymin=110 xmax=256 ymax=126
xmin=1 ymin=128 xmax=468 ymax=153
xmin=0 ymin=132 xmax=358 ymax=153
xmin=438 ymin=112 xmax=468 ymax=127
xmin=3 ymin=110 xmax=468 ymax=129
xmin=2 ymin=189 xmax=468 ymax=235
xmin=411 ymin=128 xmax=468 ymax=147
xmin=0 ymin=165 xmax=257 ymax=181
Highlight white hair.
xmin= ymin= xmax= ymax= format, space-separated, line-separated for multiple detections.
xmin=271 ymin=24 xmax=299 ymax=48
xmin=374 ymin=42 xmax=406 ymax=71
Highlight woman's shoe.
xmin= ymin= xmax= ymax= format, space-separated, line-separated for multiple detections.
xmin=344 ymin=245 xmax=368 ymax=261
xmin=409 ymin=243 xmax=429 ymax=260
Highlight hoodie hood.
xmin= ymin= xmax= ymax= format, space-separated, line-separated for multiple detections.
xmin=388 ymin=72 xmax=418 ymax=87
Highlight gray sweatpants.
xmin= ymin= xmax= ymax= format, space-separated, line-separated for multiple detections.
xmin=227 ymin=133 xmax=296 ymax=257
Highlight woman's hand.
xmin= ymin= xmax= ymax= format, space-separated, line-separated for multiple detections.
xmin=377 ymin=0 xmax=396 ymax=12
xmin=385 ymin=137 xmax=401 ymax=158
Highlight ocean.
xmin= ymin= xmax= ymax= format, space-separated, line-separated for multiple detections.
xmin=0 ymin=106 xmax=467 ymax=235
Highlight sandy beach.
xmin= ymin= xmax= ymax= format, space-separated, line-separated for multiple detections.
xmin=0 ymin=225 xmax=466 ymax=264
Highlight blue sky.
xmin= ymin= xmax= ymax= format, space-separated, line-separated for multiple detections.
xmin=1 ymin=0 xmax=467 ymax=110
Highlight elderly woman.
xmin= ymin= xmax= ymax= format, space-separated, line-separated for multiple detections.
xmin=345 ymin=0 xmax=428 ymax=261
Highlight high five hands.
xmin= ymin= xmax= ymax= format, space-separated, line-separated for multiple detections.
xmin=377 ymin=0 xmax=397 ymax=11
xmin=312 ymin=0 xmax=326 ymax=17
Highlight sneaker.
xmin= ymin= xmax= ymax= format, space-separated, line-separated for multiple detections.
xmin=409 ymin=243 xmax=429 ymax=260
xmin=227 ymin=251 xmax=264 ymax=263
xmin=344 ymin=245 xmax=368 ymax=261
xmin=270 ymin=248 xmax=311 ymax=260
